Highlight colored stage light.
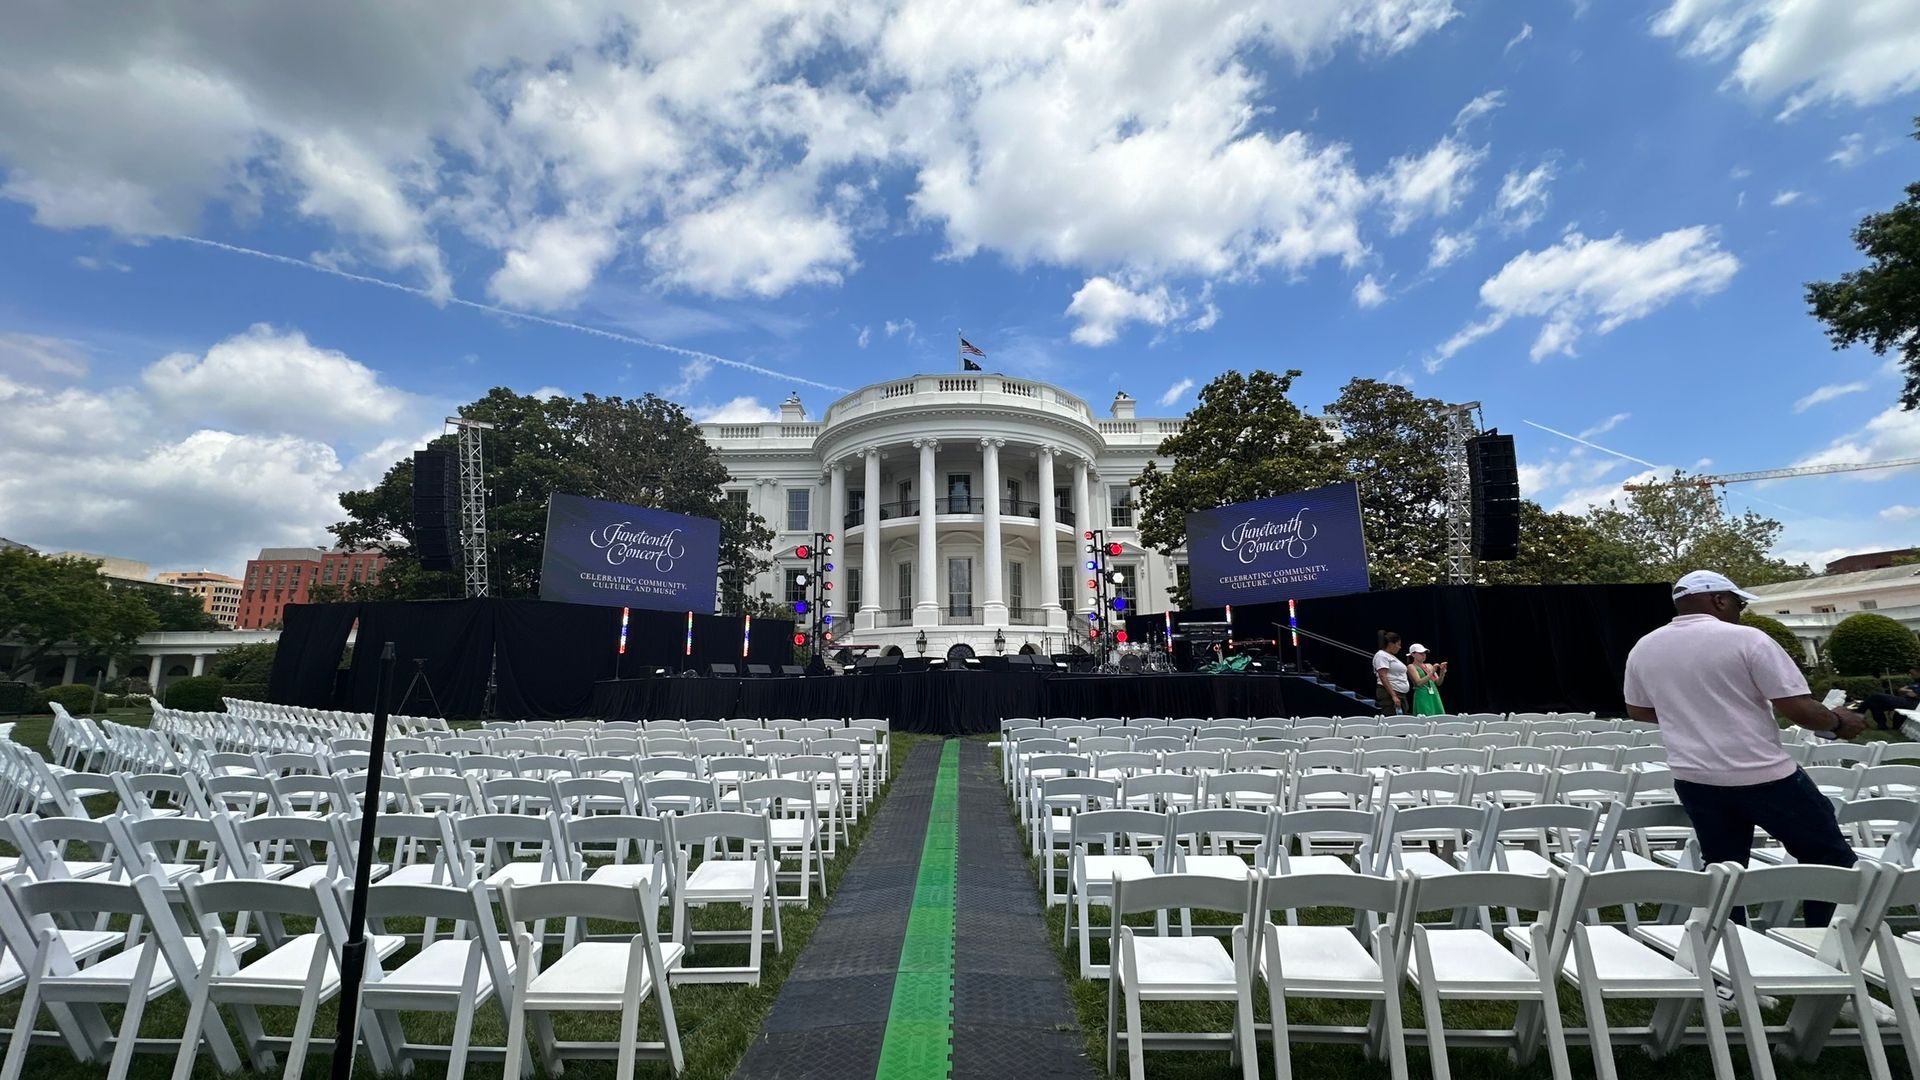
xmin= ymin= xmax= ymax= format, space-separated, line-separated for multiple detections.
xmin=795 ymin=545 xmax=811 ymax=559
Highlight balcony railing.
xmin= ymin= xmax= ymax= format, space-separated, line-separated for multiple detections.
xmin=938 ymin=496 xmax=985 ymax=514
xmin=844 ymin=508 xmax=864 ymax=529
xmin=944 ymin=608 xmax=983 ymax=625
xmin=1002 ymin=498 xmax=1040 ymax=519
xmin=876 ymin=500 xmax=918 ymax=521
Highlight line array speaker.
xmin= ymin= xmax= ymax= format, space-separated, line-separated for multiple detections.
xmin=1467 ymin=432 xmax=1521 ymax=561
xmin=411 ymin=448 xmax=460 ymax=572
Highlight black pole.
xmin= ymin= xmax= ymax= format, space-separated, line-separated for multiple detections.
xmin=330 ymin=641 xmax=395 ymax=1079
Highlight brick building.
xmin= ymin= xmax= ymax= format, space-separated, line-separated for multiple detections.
xmin=236 ymin=546 xmax=387 ymax=628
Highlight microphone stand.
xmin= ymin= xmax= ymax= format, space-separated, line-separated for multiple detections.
xmin=330 ymin=641 xmax=395 ymax=1079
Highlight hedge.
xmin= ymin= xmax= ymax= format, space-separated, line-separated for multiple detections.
xmin=1810 ymin=674 xmax=1894 ymax=703
xmin=1742 ymin=612 xmax=1804 ymax=666
xmin=1827 ymin=612 xmax=1920 ymax=676
xmin=39 ymin=683 xmax=98 ymax=715
xmin=162 ymin=675 xmax=227 ymax=712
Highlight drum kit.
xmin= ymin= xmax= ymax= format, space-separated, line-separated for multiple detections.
xmin=1099 ymin=636 xmax=1175 ymax=674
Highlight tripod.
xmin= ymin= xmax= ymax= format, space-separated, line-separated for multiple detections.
xmin=396 ymin=658 xmax=443 ymax=717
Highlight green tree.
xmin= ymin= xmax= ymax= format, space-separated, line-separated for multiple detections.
xmin=211 ymin=640 xmax=278 ymax=682
xmin=1134 ymin=369 xmax=1342 ymax=607
xmin=1806 ymin=118 xmax=1920 ymax=410
xmin=1476 ymin=501 xmax=1644 ymax=585
xmin=1581 ymin=473 xmax=1809 ymax=586
xmin=0 ymin=549 xmax=157 ymax=680
xmin=136 ymin=585 xmax=222 ymax=631
xmin=1828 ymin=612 xmax=1920 ymax=675
xmin=1323 ymin=378 xmax=1454 ymax=588
xmin=332 ymin=388 xmax=776 ymax=611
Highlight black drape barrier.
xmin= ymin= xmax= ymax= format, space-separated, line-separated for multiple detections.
xmin=492 ymin=599 xmax=622 ymax=719
xmin=344 ymin=600 xmax=497 ymax=719
xmin=1126 ymin=584 xmax=1670 ymax=714
xmin=267 ymin=602 xmax=362 ymax=708
xmin=588 ymin=671 xmax=1371 ymax=735
xmin=267 ymin=599 xmax=797 ymax=720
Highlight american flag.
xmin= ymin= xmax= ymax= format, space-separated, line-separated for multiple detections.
xmin=959 ymin=337 xmax=985 ymax=357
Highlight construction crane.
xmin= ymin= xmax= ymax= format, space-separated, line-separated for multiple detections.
xmin=1623 ymin=456 xmax=1920 ymax=491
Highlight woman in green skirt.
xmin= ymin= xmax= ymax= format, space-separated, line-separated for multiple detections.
xmin=1407 ymin=644 xmax=1449 ymax=716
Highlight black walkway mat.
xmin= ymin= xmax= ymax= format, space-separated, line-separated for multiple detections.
xmin=733 ymin=739 xmax=939 ymax=1080
xmin=953 ymin=740 xmax=1094 ymax=1080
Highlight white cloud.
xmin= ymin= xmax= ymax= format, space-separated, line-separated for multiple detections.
xmin=487 ymin=215 xmax=618 ymax=311
xmin=1652 ymin=0 xmax=1920 ymax=117
xmin=1770 ymin=189 xmax=1802 ymax=207
xmin=1353 ymin=274 xmax=1389 ymax=308
xmin=1579 ymin=412 xmax=1631 ymax=438
xmin=645 ymin=181 xmax=855 ymax=298
xmin=1158 ymin=378 xmax=1196 ymax=407
xmin=527 ymin=386 xmax=566 ymax=400
xmin=1066 ymin=277 xmax=1189 ymax=346
xmin=142 ymin=323 xmax=409 ymax=435
xmin=1380 ymin=136 xmax=1486 ymax=235
xmin=1452 ymin=90 xmax=1505 ymax=130
xmin=856 ymin=325 xmax=871 ymax=349
xmin=0 ymin=332 xmax=89 ymax=380
xmin=1492 ymin=159 xmax=1556 ymax=233
xmin=1428 ymin=226 xmax=1739 ymax=368
xmin=1729 ymin=165 xmax=1753 ymax=181
xmin=885 ymin=319 xmax=917 ymax=342
xmin=1793 ymin=380 xmax=1870 ymax=413
xmin=693 ymin=396 xmax=781 ymax=423
xmin=1794 ymin=405 xmax=1920 ymax=472
xmin=663 ymin=357 xmax=714 ymax=398
xmin=1881 ymin=504 xmax=1920 ymax=522
xmin=1428 ymin=229 xmax=1475 ymax=269
xmin=1504 ymin=23 xmax=1534 ymax=54
xmin=1830 ymin=132 xmax=1890 ymax=168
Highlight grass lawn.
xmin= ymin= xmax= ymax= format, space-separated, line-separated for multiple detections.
xmin=1001 ymin=744 xmax=1903 ymax=1080
xmin=0 ymin=710 xmax=929 ymax=1078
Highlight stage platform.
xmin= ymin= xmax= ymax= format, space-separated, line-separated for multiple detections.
xmin=589 ymin=670 xmax=1374 ymax=735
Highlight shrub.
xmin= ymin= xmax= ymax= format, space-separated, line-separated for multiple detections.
xmin=0 ymin=682 xmax=32 ymax=715
xmin=211 ymin=641 xmax=277 ymax=683
xmin=162 ymin=675 xmax=228 ymax=712
xmin=40 ymin=683 xmax=98 ymax=715
xmin=224 ymin=682 xmax=269 ymax=705
xmin=1742 ymin=612 xmax=1805 ymax=666
xmin=1810 ymin=674 xmax=1893 ymax=702
xmin=1827 ymin=612 xmax=1920 ymax=676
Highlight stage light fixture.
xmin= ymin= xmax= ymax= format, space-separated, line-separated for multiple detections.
xmin=1116 ymin=630 xmax=1129 ymax=643
xmin=1086 ymin=611 xmax=1099 ymax=622
xmin=823 ymin=599 xmax=833 ymax=609
xmin=1085 ymin=560 xmax=1097 ymax=571
xmin=1111 ymin=597 xmax=1127 ymax=611
xmin=1106 ymin=542 xmax=1122 ymax=556
xmin=796 ymin=572 xmax=809 ymax=586
xmin=793 ymin=632 xmax=808 ymax=647
xmin=1086 ymin=578 xmax=1097 ymax=589
xmin=1108 ymin=570 xmax=1126 ymax=585
xmin=823 ymin=630 xmax=835 ymax=643
xmin=1084 ymin=530 xmax=1094 ymax=540
xmin=824 ymin=533 xmax=834 ymax=543
xmin=823 ymin=546 xmax=833 ymax=557
xmin=1088 ymin=628 xmax=1099 ymax=640
xmin=824 ymin=562 xmax=834 ymax=572
xmin=1084 ymin=543 xmax=1096 ymax=554
xmin=793 ymin=600 xmax=809 ymax=614
xmin=824 ymin=581 xmax=833 ymax=590
xmin=795 ymin=545 xmax=811 ymax=559
xmin=822 ymin=614 xmax=834 ymax=625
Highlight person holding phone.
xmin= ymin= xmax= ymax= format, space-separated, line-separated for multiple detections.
xmin=1624 ymin=570 xmax=1867 ymax=926
xmin=1407 ymin=644 xmax=1448 ymax=716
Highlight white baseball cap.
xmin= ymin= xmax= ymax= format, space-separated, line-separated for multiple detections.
xmin=1672 ymin=570 xmax=1759 ymax=602
xmin=1408 ymin=643 xmax=1428 ymax=655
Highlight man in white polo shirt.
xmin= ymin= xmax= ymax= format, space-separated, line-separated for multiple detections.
xmin=1624 ymin=570 xmax=1867 ymax=926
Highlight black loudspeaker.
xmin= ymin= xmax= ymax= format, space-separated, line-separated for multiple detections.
xmin=852 ymin=657 xmax=876 ymax=671
xmin=707 ymin=662 xmax=737 ymax=678
xmin=1467 ymin=432 xmax=1521 ymax=561
xmin=873 ymin=656 xmax=902 ymax=673
xmin=975 ymin=655 xmax=1011 ymax=672
xmin=746 ymin=664 xmax=772 ymax=678
xmin=411 ymin=449 xmax=460 ymax=572
xmin=779 ymin=664 xmax=806 ymax=677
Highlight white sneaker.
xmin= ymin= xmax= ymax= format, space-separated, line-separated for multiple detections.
xmin=1841 ymin=997 xmax=1900 ymax=1028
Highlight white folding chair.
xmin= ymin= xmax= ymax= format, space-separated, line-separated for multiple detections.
xmin=1108 ymin=871 xmax=1264 ymax=1080
xmin=1067 ymin=808 xmax=1170 ymax=978
xmin=1257 ymin=870 xmax=1409 ymax=1080
xmin=500 ymin=879 xmax=684 ymax=1079
xmin=356 ymin=881 xmax=518 ymax=1080
xmin=665 ymin=811 xmax=783 ymax=984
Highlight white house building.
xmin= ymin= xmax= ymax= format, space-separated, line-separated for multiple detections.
xmin=1748 ymin=564 xmax=1920 ymax=663
xmin=700 ymin=373 xmax=1186 ymax=658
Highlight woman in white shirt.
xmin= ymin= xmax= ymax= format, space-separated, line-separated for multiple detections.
xmin=1372 ymin=632 xmax=1409 ymax=714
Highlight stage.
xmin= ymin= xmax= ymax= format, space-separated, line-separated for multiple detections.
xmin=588 ymin=670 xmax=1375 ymax=735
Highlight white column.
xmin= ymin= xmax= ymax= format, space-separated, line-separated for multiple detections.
xmin=191 ymin=653 xmax=207 ymax=677
xmin=827 ymin=461 xmax=847 ymax=626
xmin=146 ymin=655 xmax=164 ymax=692
xmin=1073 ymin=457 xmax=1092 ymax=542
xmin=1038 ymin=445 xmax=1063 ymax=628
xmin=61 ymin=655 xmax=78 ymax=685
xmin=981 ymin=438 xmax=1007 ymax=626
xmin=860 ymin=447 xmax=882 ymax=630
xmin=914 ymin=438 xmax=940 ymax=626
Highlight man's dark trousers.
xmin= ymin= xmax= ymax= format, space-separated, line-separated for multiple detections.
xmin=1673 ymin=768 xmax=1857 ymax=926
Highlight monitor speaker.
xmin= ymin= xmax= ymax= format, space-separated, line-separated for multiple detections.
xmin=411 ymin=449 xmax=460 ymax=572
xmin=707 ymin=662 xmax=738 ymax=678
xmin=1467 ymin=432 xmax=1521 ymax=561
xmin=746 ymin=664 xmax=772 ymax=678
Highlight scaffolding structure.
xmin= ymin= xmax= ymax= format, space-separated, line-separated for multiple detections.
xmin=1441 ymin=401 xmax=1483 ymax=585
xmin=447 ymin=417 xmax=495 ymax=598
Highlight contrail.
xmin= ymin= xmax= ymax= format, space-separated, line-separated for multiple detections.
xmin=165 ymin=235 xmax=852 ymax=394
xmin=1522 ymin=420 xmax=1661 ymax=471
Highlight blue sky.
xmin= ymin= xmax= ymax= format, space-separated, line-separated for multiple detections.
xmin=1 ymin=0 xmax=1918 ymax=575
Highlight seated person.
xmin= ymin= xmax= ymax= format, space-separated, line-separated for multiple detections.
xmin=1860 ymin=666 xmax=1920 ymax=730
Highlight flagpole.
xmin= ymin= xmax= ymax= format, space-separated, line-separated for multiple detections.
xmin=957 ymin=329 xmax=963 ymax=372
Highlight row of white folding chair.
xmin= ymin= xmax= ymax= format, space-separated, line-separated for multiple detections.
xmin=1097 ymin=857 xmax=1903 ymax=1080
xmin=46 ymin=707 xmax=110 ymax=772
xmin=1008 ymin=735 xmax=1666 ymax=782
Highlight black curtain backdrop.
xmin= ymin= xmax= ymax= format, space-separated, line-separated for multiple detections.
xmin=588 ymin=670 xmax=1371 ymax=735
xmin=267 ymin=599 xmax=797 ymax=720
xmin=343 ymin=600 xmax=497 ymax=718
xmin=1125 ymin=584 xmax=1671 ymax=715
xmin=493 ymin=598 xmax=621 ymax=720
xmin=266 ymin=602 xmax=361 ymax=708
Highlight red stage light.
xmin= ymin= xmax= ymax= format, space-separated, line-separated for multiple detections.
xmin=1084 ymin=530 xmax=1094 ymax=540
xmin=793 ymin=632 xmax=809 ymax=647
xmin=824 ymin=533 xmax=835 ymax=544
xmin=1116 ymin=630 xmax=1129 ymax=643
xmin=1106 ymin=542 xmax=1122 ymax=556
xmin=795 ymin=545 xmax=811 ymax=559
